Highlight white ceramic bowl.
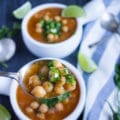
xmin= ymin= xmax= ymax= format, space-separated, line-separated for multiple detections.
xmin=22 ymin=3 xmax=82 ymax=58
xmin=0 ymin=58 xmax=86 ymax=120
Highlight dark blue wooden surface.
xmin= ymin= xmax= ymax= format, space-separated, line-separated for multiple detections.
xmin=0 ymin=0 xmax=89 ymax=119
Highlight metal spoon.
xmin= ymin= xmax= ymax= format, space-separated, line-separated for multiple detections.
xmin=0 ymin=59 xmax=67 ymax=100
xmin=0 ymin=38 xmax=16 ymax=61
xmin=89 ymin=12 xmax=120 ymax=48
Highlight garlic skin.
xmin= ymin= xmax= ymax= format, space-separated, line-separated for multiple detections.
xmin=0 ymin=38 xmax=16 ymax=61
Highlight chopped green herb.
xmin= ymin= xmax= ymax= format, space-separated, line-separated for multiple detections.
xmin=40 ymin=19 xmax=45 ymax=27
xmin=66 ymin=74 xmax=76 ymax=85
xmin=50 ymin=28 xmax=57 ymax=34
xmin=48 ymin=60 xmax=54 ymax=67
xmin=39 ymin=73 xmax=46 ymax=81
xmin=57 ymin=92 xmax=70 ymax=101
xmin=63 ymin=68 xmax=69 ymax=75
xmin=49 ymin=21 xmax=55 ymax=28
xmin=55 ymin=22 xmax=62 ymax=28
xmin=39 ymin=19 xmax=62 ymax=37
xmin=39 ymin=92 xmax=70 ymax=108
xmin=59 ymin=67 xmax=69 ymax=76
xmin=49 ymin=67 xmax=60 ymax=83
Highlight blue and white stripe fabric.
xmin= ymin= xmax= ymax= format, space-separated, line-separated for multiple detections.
xmin=77 ymin=0 xmax=120 ymax=120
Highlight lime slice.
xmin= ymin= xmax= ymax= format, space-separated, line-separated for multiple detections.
xmin=62 ymin=5 xmax=86 ymax=18
xmin=0 ymin=104 xmax=11 ymax=120
xmin=78 ymin=52 xmax=97 ymax=73
xmin=13 ymin=1 xmax=32 ymax=19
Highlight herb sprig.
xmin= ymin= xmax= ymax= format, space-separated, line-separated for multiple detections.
xmin=0 ymin=22 xmax=21 ymax=39
xmin=38 ymin=92 xmax=70 ymax=108
xmin=108 ymin=64 xmax=120 ymax=120
xmin=0 ymin=61 xmax=8 ymax=68
xmin=0 ymin=22 xmax=21 ymax=68
xmin=114 ymin=64 xmax=120 ymax=89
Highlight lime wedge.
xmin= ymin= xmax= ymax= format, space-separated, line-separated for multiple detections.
xmin=0 ymin=104 xmax=11 ymax=120
xmin=62 ymin=5 xmax=86 ymax=18
xmin=78 ymin=52 xmax=97 ymax=73
xmin=12 ymin=1 xmax=32 ymax=19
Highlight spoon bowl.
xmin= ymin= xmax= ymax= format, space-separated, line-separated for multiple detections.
xmin=100 ymin=12 xmax=120 ymax=33
xmin=0 ymin=38 xmax=16 ymax=61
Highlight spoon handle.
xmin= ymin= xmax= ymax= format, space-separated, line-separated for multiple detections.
xmin=88 ymin=38 xmax=106 ymax=48
xmin=0 ymin=71 xmax=19 ymax=82
xmin=89 ymin=41 xmax=101 ymax=48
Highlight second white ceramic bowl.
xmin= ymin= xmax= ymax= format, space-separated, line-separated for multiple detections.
xmin=22 ymin=3 xmax=82 ymax=58
xmin=10 ymin=58 xmax=86 ymax=120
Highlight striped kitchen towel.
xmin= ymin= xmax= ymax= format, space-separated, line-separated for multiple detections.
xmin=77 ymin=0 xmax=120 ymax=120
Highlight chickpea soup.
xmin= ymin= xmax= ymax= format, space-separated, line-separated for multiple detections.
xmin=27 ymin=8 xmax=77 ymax=43
xmin=16 ymin=60 xmax=80 ymax=120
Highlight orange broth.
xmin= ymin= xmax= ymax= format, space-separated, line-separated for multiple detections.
xmin=16 ymin=60 xmax=80 ymax=120
xmin=27 ymin=8 xmax=77 ymax=43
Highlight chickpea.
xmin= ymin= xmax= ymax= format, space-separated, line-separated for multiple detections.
xmin=37 ymin=113 xmax=45 ymax=119
xmin=39 ymin=104 xmax=49 ymax=113
xmin=55 ymin=103 xmax=63 ymax=111
xmin=62 ymin=19 xmax=67 ymax=25
xmin=60 ymin=76 xmax=66 ymax=85
xmin=53 ymin=60 xmax=63 ymax=68
xmin=64 ymin=83 xmax=76 ymax=91
xmin=63 ymin=98 xmax=69 ymax=104
xmin=44 ymin=15 xmax=50 ymax=21
xmin=30 ymin=101 xmax=39 ymax=109
xmin=62 ymin=26 xmax=69 ymax=32
xmin=31 ymin=86 xmax=46 ymax=98
xmin=43 ymin=81 xmax=53 ymax=92
xmin=48 ymin=108 xmax=55 ymax=114
xmin=36 ymin=23 xmax=41 ymax=28
xmin=29 ymin=75 xmax=41 ymax=87
xmin=54 ymin=16 xmax=61 ymax=21
xmin=54 ymin=35 xmax=59 ymax=41
xmin=47 ymin=34 xmax=55 ymax=43
xmin=40 ymin=65 xmax=49 ymax=75
xmin=54 ymin=85 xmax=65 ymax=95
xmin=25 ymin=107 xmax=33 ymax=113
xmin=59 ymin=67 xmax=69 ymax=76
xmin=35 ymin=27 xmax=42 ymax=33
xmin=56 ymin=76 xmax=66 ymax=86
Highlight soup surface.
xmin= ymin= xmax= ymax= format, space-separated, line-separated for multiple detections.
xmin=16 ymin=60 xmax=80 ymax=120
xmin=27 ymin=8 xmax=77 ymax=43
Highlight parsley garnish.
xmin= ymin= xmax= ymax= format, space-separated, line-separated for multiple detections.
xmin=38 ymin=92 xmax=70 ymax=108
xmin=107 ymin=64 xmax=120 ymax=120
xmin=0 ymin=22 xmax=21 ymax=68
xmin=0 ymin=22 xmax=20 ymax=39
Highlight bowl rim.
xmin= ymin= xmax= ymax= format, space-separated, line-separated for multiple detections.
xmin=10 ymin=57 xmax=86 ymax=120
xmin=22 ymin=3 xmax=82 ymax=48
